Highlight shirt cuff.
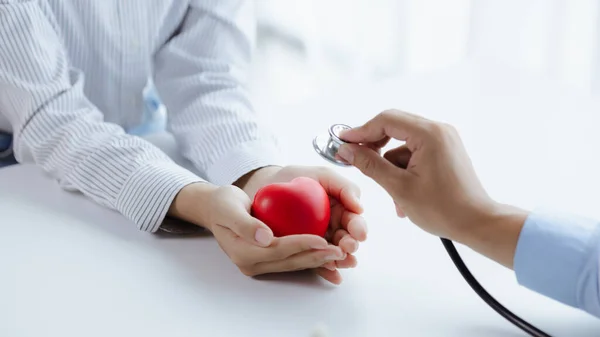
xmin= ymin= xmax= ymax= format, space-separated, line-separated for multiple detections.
xmin=204 ymin=140 xmax=286 ymax=186
xmin=116 ymin=161 xmax=204 ymax=233
xmin=514 ymin=209 xmax=600 ymax=308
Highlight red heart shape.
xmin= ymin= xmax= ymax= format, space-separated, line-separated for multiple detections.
xmin=251 ymin=177 xmax=330 ymax=237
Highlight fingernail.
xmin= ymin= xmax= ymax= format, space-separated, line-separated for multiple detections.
xmin=255 ymin=228 xmax=272 ymax=246
xmin=337 ymin=145 xmax=354 ymax=164
xmin=326 ymin=251 xmax=345 ymax=261
xmin=353 ymin=196 xmax=363 ymax=211
xmin=323 ymin=263 xmax=337 ymax=271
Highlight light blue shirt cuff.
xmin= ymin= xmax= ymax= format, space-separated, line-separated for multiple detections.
xmin=514 ymin=210 xmax=600 ymax=316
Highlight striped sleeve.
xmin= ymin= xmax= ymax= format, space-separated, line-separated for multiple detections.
xmin=154 ymin=0 xmax=285 ymax=186
xmin=0 ymin=1 xmax=204 ymax=232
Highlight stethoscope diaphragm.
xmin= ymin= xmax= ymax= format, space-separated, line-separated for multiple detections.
xmin=312 ymin=124 xmax=352 ymax=167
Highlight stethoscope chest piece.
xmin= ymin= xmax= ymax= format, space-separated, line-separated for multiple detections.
xmin=313 ymin=124 xmax=352 ymax=167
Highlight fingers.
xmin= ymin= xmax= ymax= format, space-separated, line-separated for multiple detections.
xmin=327 ymin=201 xmax=345 ymax=238
xmin=337 ymin=143 xmax=409 ymax=190
xmin=328 ymin=203 xmax=365 ymax=255
xmin=263 ymin=234 xmax=333 ymax=261
xmin=316 ymin=168 xmax=363 ymax=214
xmin=214 ymin=224 xmax=347 ymax=276
xmin=340 ymin=211 xmax=367 ymax=242
xmin=211 ymin=185 xmax=276 ymax=247
xmin=339 ymin=109 xmax=426 ymax=145
xmin=332 ymin=228 xmax=358 ymax=254
xmin=315 ymin=267 xmax=343 ymax=285
xmin=322 ymin=261 xmax=337 ymax=271
xmin=224 ymin=203 xmax=275 ymax=247
xmin=335 ymin=253 xmax=357 ymax=269
xmin=316 ymin=257 xmax=357 ymax=284
xmin=252 ymin=248 xmax=346 ymax=275
xmin=214 ymin=222 xmax=332 ymax=263
xmin=321 ymin=252 xmax=357 ymax=270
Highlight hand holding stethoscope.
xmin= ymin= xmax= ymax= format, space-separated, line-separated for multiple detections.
xmin=315 ymin=109 xmax=507 ymax=245
xmin=314 ymin=109 xmax=550 ymax=337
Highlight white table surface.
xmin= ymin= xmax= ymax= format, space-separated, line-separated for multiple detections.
xmin=3 ymin=58 xmax=600 ymax=337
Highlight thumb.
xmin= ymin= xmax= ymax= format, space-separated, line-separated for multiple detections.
xmin=229 ymin=207 xmax=274 ymax=247
xmin=337 ymin=143 xmax=406 ymax=189
xmin=227 ymin=206 xmax=274 ymax=247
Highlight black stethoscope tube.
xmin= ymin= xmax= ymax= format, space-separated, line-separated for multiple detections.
xmin=441 ymin=238 xmax=551 ymax=336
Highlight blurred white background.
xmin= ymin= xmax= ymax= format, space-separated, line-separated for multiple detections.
xmin=249 ymin=0 xmax=600 ymax=110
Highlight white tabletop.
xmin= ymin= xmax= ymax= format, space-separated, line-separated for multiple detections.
xmin=3 ymin=58 xmax=600 ymax=337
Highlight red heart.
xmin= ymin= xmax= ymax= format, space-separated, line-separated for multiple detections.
xmin=251 ymin=177 xmax=330 ymax=237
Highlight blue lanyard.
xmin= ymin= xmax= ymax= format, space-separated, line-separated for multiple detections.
xmin=127 ymin=79 xmax=167 ymax=136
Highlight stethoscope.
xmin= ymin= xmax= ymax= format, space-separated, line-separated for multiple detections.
xmin=313 ymin=124 xmax=551 ymax=337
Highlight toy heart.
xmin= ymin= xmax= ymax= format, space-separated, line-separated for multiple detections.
xmin=251 ymin=177 xmax=330 ymax=237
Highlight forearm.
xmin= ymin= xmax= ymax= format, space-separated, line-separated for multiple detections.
xmin=456 ymin=204 xmax=600 ymax=318
xmin=456 ymin=204 xmax=529 ymax=269
xmin=0 ymin=2 xmax=203 ymax=231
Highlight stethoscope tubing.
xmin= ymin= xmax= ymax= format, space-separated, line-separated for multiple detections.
xmin=442 ymin=238 xmax=551 ymax=336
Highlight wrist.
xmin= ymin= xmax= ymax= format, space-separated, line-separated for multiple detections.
xmin=455 ymin=203 xmax=530 ymax=269
xmin=234 ymin=165 xmax=282 ymax=198
xmin=168 ymin=182 xmax=219 ymax=230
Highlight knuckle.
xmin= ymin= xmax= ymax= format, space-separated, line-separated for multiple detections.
xmin=380 ymin=109 xmax=399 ymax=117
xmin=442 ymin=122 xmax=457 ymax=133
xmin=318 ymin=166 xmax=334 ymax=176
xmin=378 ymin=110 xmax=397 ymax=122
xmin=219 ymin=185 xmax=244 ymax=198
xmin=424 ymin=122 xmax=445 ymax=139
xmin=438 ymin=122 xmax=458 ymax=137
xmin=215 ymin=185 xmax=230 ymax=195
xmin=425 ymin=122 xmax=457 ymax=143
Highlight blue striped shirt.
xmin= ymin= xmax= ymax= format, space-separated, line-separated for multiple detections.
xmin=0 ymin=0 xmax=282 ymax=232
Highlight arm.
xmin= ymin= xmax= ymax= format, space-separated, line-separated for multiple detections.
xmin=153 ymin=0 xmax=284 ymax=186
xmin=457 ymin=206 xmax=600 ymax=318
xmin=0 ymin=1 xmax=204 ymax=232
xmin=152 ymin=1 xmax=369 ymax=284
xmin=338 ymin=110 xmax=600 ymax=318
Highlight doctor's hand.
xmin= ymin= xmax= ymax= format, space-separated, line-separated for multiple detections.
xmin=337 ymin=110 xmax=528 ymax=268
xmin=172 ymin=183 xmax=346 ymax=280
xmin=237 ymin=165 xmax=367 ymax=284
